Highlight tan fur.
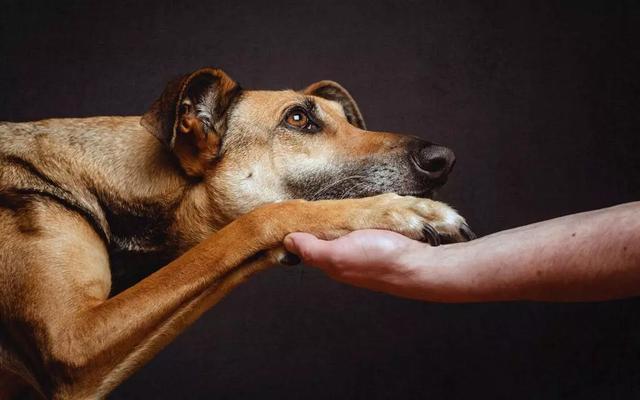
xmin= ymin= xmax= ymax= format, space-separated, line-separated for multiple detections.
xmin=0 ymin=68 xmax=470 ymax=399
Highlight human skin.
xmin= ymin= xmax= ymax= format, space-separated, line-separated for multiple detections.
xmin=283 ymin=202 xmax=640 ymax=302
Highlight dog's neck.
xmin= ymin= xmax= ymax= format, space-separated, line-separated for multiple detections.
xmin=1 ymin=116 xmax=225 ymax=290
xmin=70 ymin=117 xmax=225 ymax=253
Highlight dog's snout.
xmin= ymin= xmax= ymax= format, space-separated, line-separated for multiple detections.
xmin=411 ymin=144 xmax=456 ymax=182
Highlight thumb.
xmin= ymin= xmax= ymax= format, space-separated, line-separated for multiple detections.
xmin=284 ymin=232 xmax=334 ymax=268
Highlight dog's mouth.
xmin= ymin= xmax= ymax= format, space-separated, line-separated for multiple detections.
xmin=286 ymin=171 xmax=440 ymax=202
xmin=285 ymin=156 xmax=445 ymax=201
xmin=397 ymin=188 xmax=436 ymax=199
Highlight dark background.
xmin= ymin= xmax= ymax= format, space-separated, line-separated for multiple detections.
xmin=2 ymin=0 xmax=640 ymax=398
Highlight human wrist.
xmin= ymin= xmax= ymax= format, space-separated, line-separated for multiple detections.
xmin=399 ymin=240 xmax=480 ymax=303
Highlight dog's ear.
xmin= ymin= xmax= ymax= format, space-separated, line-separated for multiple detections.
xmin=303 ymin=81 xmax=366 ymax=130
xmin=141 ymin=67 xmax=241 ymax=176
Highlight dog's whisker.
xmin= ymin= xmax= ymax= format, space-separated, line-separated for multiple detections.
xmin=310 ymin=175 xmax=367 ymax=200
xmin=339 ymin=184 xmax=359 ymax=200
xmin=311 ymin=175 xmax=366 ymax=200
xmin=339 ymin=181 xmax=370 ymax=200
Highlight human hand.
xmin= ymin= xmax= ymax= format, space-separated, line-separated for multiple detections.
xmin=284 ymin=229 xmax=445 ymax=300
xmin=286 ymin=202 xmax=640 ymax=303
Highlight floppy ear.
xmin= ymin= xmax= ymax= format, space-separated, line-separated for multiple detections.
xmin=303 ymin=80 xmax=366 ymax=130
xmin=141 ymin=67 xmax=241 ymax=176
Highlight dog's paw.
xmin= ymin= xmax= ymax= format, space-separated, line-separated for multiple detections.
xmin=362 ymin=193 xmax=475 ymax=246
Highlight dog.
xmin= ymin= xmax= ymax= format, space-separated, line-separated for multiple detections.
xmin=0 ymin=67 xmax=473 ymax=399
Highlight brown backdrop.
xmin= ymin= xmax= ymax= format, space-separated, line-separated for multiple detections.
xmin=1 ymin=0 xmax=639 ymax=398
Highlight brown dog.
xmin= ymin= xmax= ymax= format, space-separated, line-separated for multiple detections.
xmin=0 ymin=67 xmax=473 ymax=399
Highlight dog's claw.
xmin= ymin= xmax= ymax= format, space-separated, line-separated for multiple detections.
xmin=279 ymin=251 xmax=301 ymax=266
xmin=460 ymin=223 xmax=477 ymax=241
xmin=422 ymin=224 xmax=441 ymax=246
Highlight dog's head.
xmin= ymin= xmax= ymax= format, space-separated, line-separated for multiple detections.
xmin=142 ymin=67 xmax=456 ymax=222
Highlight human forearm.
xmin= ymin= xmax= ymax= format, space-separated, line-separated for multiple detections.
xmin=419 ymin=202 xmax=640 ymax=302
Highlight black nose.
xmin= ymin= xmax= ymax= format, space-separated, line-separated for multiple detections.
xmin=411 ymin=144 xmax=456 ymax=182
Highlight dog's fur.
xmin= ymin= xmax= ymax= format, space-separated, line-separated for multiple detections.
xmin=0 ymin=67 xmax=471 ymax=399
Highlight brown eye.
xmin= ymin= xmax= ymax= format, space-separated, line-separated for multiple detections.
xmin=283 ymin=107 xmax=321 ymax=133
xmin=286 ymin=110 xmax=309 ymax=128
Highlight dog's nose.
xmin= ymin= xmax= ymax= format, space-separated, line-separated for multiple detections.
xmin=411 ymin=144 xmax=456 ymax=182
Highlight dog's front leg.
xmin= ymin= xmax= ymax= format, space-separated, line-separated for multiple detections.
xmin=3 ymin=194 xmax=469 ymax=399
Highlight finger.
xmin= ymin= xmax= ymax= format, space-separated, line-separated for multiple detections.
xmin=283 ymin=233 xmax=338 ymax=269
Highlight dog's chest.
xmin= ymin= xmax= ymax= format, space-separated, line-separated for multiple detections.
xmin=103 ymin=201 xmax=177 ymax=295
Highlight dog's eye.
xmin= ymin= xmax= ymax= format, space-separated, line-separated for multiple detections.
xmin=284 ymin=108 xmax=319 ymax=132
xmin=286 ymin=110 xmax=309 ymax=128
